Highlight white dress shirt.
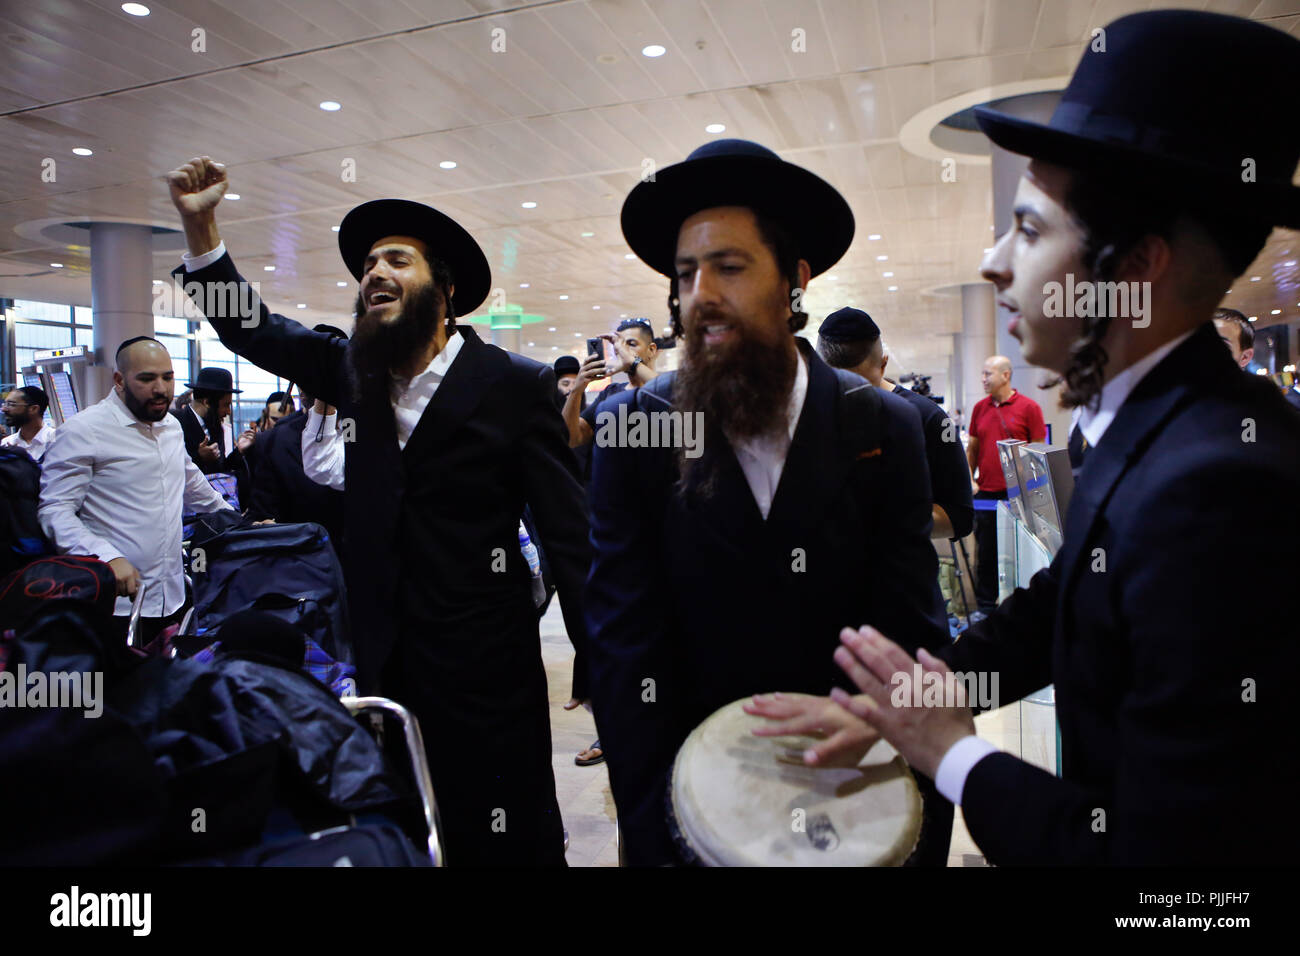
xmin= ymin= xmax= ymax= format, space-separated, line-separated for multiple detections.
xmin=185 ymin=240 xmax=465 ymax=456
xmin=1 ymin=422 xmax=57 ymax=462
xmin=727 ymin=350 xmax=808 ymax=520
xmin=37 ymin=389 xmax=234 ymax=617
xmin=302 ymin=408 xmax=345 ymax=490
xmin=935 ymin=328 xmax=1196 ymax=805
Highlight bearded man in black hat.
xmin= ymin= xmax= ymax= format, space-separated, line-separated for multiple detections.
xmin=166 ymin=157 xmax=591 ymax=867
xmin=754 ymin=10 xmax=1300 ymax=865
xmin=585 ymin=139 xmax=951 ymax=865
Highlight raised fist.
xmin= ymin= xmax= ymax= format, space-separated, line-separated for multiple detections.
xmin=167 ymin=156 xmax=228 ymax=218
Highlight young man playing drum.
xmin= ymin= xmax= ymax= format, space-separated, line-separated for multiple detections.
xmin=585 ymin=139 xmax=953 ymax=866
xmin=752 ymin=10 xmax=1300 ymax=865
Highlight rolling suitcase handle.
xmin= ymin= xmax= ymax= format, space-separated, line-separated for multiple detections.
xmin=341 ymin=696 xmax=445 ymax=867
xmin=125 ymin=582 xmax=147 ymax=649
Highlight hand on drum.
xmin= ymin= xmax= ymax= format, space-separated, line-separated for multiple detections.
xmin=829 ymin=625 xmax=976 ymax=780
xmin=744 ymin=692 xmax=881 ymax=768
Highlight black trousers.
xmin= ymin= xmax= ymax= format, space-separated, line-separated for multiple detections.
xmin=973 ymin=490 xmax=1008 ymax=610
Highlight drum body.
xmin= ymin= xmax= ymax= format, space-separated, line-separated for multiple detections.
xmin=669 ymin=698 xmax=922 ymax=866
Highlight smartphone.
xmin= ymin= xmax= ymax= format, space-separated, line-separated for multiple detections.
xmin=586 ymin=337 xmax=604 ymax=361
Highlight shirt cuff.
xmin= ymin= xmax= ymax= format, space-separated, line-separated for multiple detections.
xmin=183 ymin=241 xmax=227 ymax=272
xmin=305 ymin=409 xmax=336 ymax=439
xmin=935 ymin=735 xmax=999 ymax=805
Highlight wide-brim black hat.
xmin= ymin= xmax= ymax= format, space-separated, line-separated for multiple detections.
xmin=186 ymin=367 xmax=241 ymax=393
xmin=338 ymin=199 xmax=492 ymax=316
xmin=974 ymin=10 xmax=1300 ymax=228
xmin=621 ymin=139 xmax=855 ymax=278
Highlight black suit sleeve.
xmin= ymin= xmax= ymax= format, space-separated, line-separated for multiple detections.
xmin=517 ymin=364 xmax=592 ymax=698
xmin=584 ymin=389 xmax=680 ymax=866
xmin=860 ymin=394 xmax=949 ymax=655
xmin=936 ymin=560 xmax=1058 ymax=712
xmin=958 ymin=457 xmax=1297 ymax=864
xmin=243 ymin=429 xmax=281 ymax=522
xmin=171 ymin=253 xmax=347 ymax=407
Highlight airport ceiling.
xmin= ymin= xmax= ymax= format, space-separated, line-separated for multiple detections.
xmin=2 ymin=0 xmax=1298 ymax=376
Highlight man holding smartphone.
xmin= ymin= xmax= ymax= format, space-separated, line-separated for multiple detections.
xmin=561 ymin=317 xmax=660 ymax=455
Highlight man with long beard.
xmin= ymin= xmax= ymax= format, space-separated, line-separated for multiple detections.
xmin=166 ymin=157 xmax=591 ymax=867
xmin=585 ymin=139 xmax=951 ymax=865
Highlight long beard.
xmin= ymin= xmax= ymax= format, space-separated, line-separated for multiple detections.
xmin=345 ymin=283 xmax=441 ymax=401
xmin=673 ymin=312 xmax=797 ymax=499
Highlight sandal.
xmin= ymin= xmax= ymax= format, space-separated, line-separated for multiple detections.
xmin=575 ymin=738 xmax=605 ymax=766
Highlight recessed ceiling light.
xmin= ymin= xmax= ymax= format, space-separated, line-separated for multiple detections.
xmin=705 ymin=123 xmax=726 ymax=133
xmin=1284 ymin=260 xmax=1297 ymax=267
xmin=528 ymin=341 xmax=535 ymax=347
xmin=574 ymin=332 xmax=582 ymax=337
xmin=624 ymin=253 xmax=635 ymax=259
xmin=297 ymin=303 xmax=307 ymax=309
xmin=1272 ymin=309 xmax=1282 ymax=314
xmin=72 ymin=147 xmax=93 ymax=156
xmin=50 ymin=262 xmax=63 ymax=268
xmin=592 ymin=305 xmax=600 ymax=310
xmin=581 ymin=231 xmax=595 ymax=238
xmin=559 ymin=295 xmax=569 ymax=300
xmin=263 ymin=265 xmax=275 ymax=271
xmin=521 ymin=201 xmax=537 ymax=209
xmin=319 ymin=101 xmax=342 ymax=111
xmin=152 ymin=279 xmax=163 ymax=284
xmin=121 ymin=3 xmax=150 ymax=16
xmin=1248 ymin=315 xmax=1257 ymax=321
xmin=439 ymin=161 xmax=457 ymax=169
xmin=225 ymin=193 xmax=240 ymax=200
xmin=620 ymin=314 xmax=627 ymax=318
xmin=336 ymin=281 xmax=347 ymax=287
xmin=888 ymin=285 xmax=898 ymax=291
xmin=868 ymin=234 xmax=882 ymax=241
xmin=642 ymin=44 xmax=666 ymax=57
xmin=877 ymin=255 xmax=889 ymax=261
xmin=520 ymin=282 xmax=530 ymax=288
xmin=882 ymin=271 xmax=894 ymax=277
xmin=597 ymin=53 xmax=618 ymax=64
xmin=548 ymin=327 xmax=557 ymax=332
xmin=332 ymin=226 xmax=340 ymax=232
xmin=1250 ymin=275 xmax=1261 ymax=281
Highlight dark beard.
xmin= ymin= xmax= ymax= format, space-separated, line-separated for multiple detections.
xmin=345 ymin=283 xmax=441 ymax=402
xmin=673 ymin=314 xmax=797 ymax=499
xmin=121 ymin=389 xmax=170 ymax=423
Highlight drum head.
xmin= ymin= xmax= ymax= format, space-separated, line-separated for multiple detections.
xmin=670 ymin=698 xmax=922 ymax=866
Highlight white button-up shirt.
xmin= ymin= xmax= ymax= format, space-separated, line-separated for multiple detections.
xmin=37 ymin=389 xmax=234 ymax=616
xmin=1 ymin=422 xmax=57 ymax=462
xmin=727 ymin=349 xmax=808 ymax=520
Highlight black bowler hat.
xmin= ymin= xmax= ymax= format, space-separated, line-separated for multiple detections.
xmin=621 ymin=139 xmax=855 ymax=278
xmin=975 ymin=10 xmax=1300 ymax=227
xmin=186 ymin=367 xmax=241 ymax=394
xmin=553 ymin=355 xmax=580 ymax=376
xmin=337 ymin=199 xmax=492 ymax=316
xmin=819 ymin=307 xmax=880 ymax=343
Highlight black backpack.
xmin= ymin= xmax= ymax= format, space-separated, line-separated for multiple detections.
xmin=0 ymin=446 xmax=51 ymax=576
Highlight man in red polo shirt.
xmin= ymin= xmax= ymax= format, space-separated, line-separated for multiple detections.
xmin=967 ymin=355 xmax=1045 ymax=613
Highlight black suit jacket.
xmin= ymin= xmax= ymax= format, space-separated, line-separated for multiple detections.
xmin=585 ymin=339 xmax=949 ymax=865
xmin=244 ymin=409 xmax=346 ymax=548
xmin=173 ymin=254 xmax=592 ymax=699
xmin=892 ymin=384 xmax=975 ymax=539
xmin=939 ymin=322 xmax=1300 ymax=865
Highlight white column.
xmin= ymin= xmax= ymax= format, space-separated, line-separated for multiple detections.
xmin=90 ymin=223 xmax=156 ymax=404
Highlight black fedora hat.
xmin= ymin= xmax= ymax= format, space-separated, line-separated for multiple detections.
xmin=621 ymin=139 xmax=855 ymax=278
xmin=974 ymin=10 xmax=1300 ymax=227
xmin=186 ymin=367 xmax=241 ymax=394
xmin=337 ymin=199 xmax=492 ymax=317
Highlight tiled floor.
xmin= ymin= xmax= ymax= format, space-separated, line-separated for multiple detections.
xmin=540 ymin=602 xmax=1055 ymax=868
